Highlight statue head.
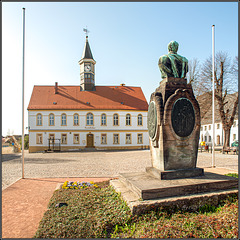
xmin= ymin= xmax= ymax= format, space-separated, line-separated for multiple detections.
xmin=168 ymin=41 xmax=179 ymax=53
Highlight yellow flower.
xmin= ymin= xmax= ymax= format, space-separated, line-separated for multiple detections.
xmin=94 ymin=184 xmax=98 ymax=188
xmin=90 ymin=181 xmax=94 ymax=184
xmin=62 ymin=181 xmax=68 ymax=187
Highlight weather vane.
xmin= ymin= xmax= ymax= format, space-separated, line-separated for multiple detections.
xmin=83 ymin=27 xmax=90 ymax=37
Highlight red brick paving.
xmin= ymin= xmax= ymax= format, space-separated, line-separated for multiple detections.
xmin=2 ymin=177 xmax=111 ymax=238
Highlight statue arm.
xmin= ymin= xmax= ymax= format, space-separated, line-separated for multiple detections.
xmin=158 ymin=56 xmax=172 ymax=77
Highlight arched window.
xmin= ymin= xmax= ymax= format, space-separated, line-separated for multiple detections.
xmin=61 ymin=113 xmax=67 ymax=126
xmin=86 ymin=113 xmax=94 ymax=126
xmin=101 ymin=113 xmax=107 ymax=126
xmin=49 ymin=113 xmax=54 ymax=126
xmin=137 ymin=114 xmax=143 ymax=126
xmin=126 ymin=114 xmax=131 ymax=126
xmin=36 ymin=113 xmax=42 ymax=126
xmin=73 ymin=114 xmax=79 ymax=126
xmin=113 ymin=114 xmax=119 ymax=126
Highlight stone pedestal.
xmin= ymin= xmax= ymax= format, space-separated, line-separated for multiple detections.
xmin=147 ymin=77 xmax=203 ymax=179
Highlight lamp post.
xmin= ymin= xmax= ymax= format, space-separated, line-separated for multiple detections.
xmin=212 ymin=24 xmax=216 ymax=168
xmin=22 ymin=8 xmax=26 ymax=178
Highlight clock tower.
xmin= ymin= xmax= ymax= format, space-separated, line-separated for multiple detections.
xmin=78 ymin=35 xmax=96 ymax=91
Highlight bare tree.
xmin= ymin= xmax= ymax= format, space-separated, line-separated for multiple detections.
xmin=199 ymin=52 xmax=238 ymax=148
xmin=187 ymin=58 xmax=202 ymax=96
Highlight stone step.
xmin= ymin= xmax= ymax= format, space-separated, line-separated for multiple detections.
xmin=118 ymin=171 xmax=238 ymax=200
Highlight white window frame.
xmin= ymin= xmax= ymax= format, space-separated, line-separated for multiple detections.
xmin=113 ymin=134 xmax=119 ymax=144
xmin=113 ymin=114 xmax=119 ymax=126
xmin=137 ymin=133 xmax=143 ymax=144
xmin=36 ymin=113 xmax=42 ymax=126
xmin=137 ymin=114 xmax=143 ymax=126
xmin=126 ymin=114 xmax=131 ymax=126
xmin=86 ymin=113 xmax=94 ymax=126
xmin=61 ymin=134 xmax=67 ymax=144
xmin=73 ymin=114 xmax=79 ymax=126
xmin=126 ymin=134 xmax=131 ymax=144
xmin=73 ymin=134 xmax=80 ymax=144
xmin=101 ymin=134 xmax=107 ymax=144
xmin=101 ymin=114 xmax=107 ymax=126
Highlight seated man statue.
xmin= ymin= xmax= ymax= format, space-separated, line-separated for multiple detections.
xmin=158 ymin=41 xmax=188 ymax=79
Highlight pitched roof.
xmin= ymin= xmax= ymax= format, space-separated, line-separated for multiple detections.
xmin=81 ymin=37 xmax=94 ymax=60
xmin=28 ymin=85 xmax=149 ymax=111
xmin=197 ymin=92 xmax=238 ymax=124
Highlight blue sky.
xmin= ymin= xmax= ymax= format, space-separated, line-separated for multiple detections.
xmin=2 ymin=2 xmax=238 ymax=136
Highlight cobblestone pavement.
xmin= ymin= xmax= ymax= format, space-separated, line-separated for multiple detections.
xmin=2 ymin=150 xmax=238 ymax=190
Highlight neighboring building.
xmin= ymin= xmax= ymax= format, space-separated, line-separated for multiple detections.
xmin=28 ymin=36 xmax=149 ymax=153
xmin=197 ymin=92 xmax=238 ymax=146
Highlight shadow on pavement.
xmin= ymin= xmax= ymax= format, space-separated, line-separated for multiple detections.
xmin=2 ymin=154 xmax=22 ymax=162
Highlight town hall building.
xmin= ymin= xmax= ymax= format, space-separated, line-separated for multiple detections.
xmin=28 ymin=36 xmax=149 ymax=153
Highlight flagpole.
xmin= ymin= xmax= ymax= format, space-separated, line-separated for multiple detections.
xmin=212 ymin=25 xmax=216 ymax=168
xmin=22 ymin=8 xmax=26 ymax=178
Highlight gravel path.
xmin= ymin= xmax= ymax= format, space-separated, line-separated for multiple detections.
xmin=2 ymin=150 xmax=238 ymax=190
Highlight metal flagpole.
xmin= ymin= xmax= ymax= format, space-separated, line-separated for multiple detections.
xmin=22 ymin=8 xmax=26 ymax=178
xmin=212 ymin=25 xmax=216 ymax=168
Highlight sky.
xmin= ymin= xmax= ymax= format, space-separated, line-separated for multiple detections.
xmin=2 ymin=2 xmax=238 ymax=136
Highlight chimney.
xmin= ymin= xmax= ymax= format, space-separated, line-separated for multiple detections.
xmin=55 ymin=82 xmax=58 ymax=94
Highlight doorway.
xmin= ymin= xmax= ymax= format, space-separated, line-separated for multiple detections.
xmin=86 ymin=133 xmax=94 ymax=148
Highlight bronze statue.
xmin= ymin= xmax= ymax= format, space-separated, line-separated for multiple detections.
xmin=158 ymin=41 xmax=188 ymax=79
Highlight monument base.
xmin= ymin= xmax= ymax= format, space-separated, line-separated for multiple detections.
xmin=119 ymin=171 xmax=238 ymax=200
xmin=146 ymin=167 xmax=204 ymax=180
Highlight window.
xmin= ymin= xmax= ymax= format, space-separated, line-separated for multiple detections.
xmin=101 ymin=134 xmax=107 ymax=144
xmin=138 ymin=114 xmax=143 ymax=126
xmin=113 ymin=134 xmax=119 ymax=144
xmin=126 ymin=134 xmax=131 ymax=144
xmin=101 ymin=114 xmax=107 ymax=126
xmin=217 ymin=124 xmax=220 ymax=129
xmin=204 ymin=136 xmax=207 ymax=142
xmin=233 ymin=121 xmax=236 ymax=127
xmin=49 ymin=134 xmax=55 ymax=144
xmin=36 ymin=134 xmax=43 ymax=144
xmin=73 ymin=114 xmax=79 ymax=126
xmin=126 ymin=114 xmax=131 ymax=126
xmin=113 ymin=114 xmax=119 ymax=126
xmin=49 ymin=114 xmax=54 ymax=126
xmin=233 ymin=134 xmax=236 ymax=141
xmin=73 ymin=134 xmax=79 ymax=144
xmin=200 ymin=127 xmax=203 ymax=131
xmin=36 ymin=114 xmax=42 ymax=126
xmin=204 ymin=126 xmax=207 ymax=131
xmin=61 ymin=134 xmax=67 ymax=144
xmin=86 ymin=113 xmax=93 ymax=126
xmin=138 ymin=134 xmax=143 ymax=144
xmin=61 ymin=113 xmax=67 ymax=126
xmin=209 ymin=125 xmax=211 ymax=130
xmin=209 ymin=136 xmax=211 ymax=142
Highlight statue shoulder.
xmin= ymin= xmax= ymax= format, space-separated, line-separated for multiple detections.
xmin=158 ymin=54 xmax=169 ymax=64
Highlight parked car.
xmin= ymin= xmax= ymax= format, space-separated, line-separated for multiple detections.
xmin=231 ymin=140 xmax=238 ymax=147
xmin=231 ymin=140 xmax=238 ymax=154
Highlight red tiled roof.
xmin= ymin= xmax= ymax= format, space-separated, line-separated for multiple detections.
xmin=28 ymin=85 xmax=148 ymax=111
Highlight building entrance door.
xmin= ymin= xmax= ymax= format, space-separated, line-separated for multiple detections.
xmin=86 ymin=133 xmax=94 ymax=148
xmin=217 ymin=135 xmax=220 ymax=145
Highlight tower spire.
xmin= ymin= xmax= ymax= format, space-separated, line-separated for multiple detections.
xmin=78 ymin=28 xmax=96 ymax=91
xmin=81 ymin=27 xmax=94 ymax=60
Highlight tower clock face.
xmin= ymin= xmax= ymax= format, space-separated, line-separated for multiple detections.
xmin=84 ymin=65 xmax=91 ymax=72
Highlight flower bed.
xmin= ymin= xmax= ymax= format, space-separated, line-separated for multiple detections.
xmin=62 ymin=181 xmax=98 ymax=189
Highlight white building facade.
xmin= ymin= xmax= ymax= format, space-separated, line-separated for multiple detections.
xmin=28 ymin=110 xmax=148 ymax=152
xmin=200 ymin=120 xmax=238 ymax=146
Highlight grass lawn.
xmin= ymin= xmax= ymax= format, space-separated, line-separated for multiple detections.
xmin=34 ymin=179 xmax=238 ymax=238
